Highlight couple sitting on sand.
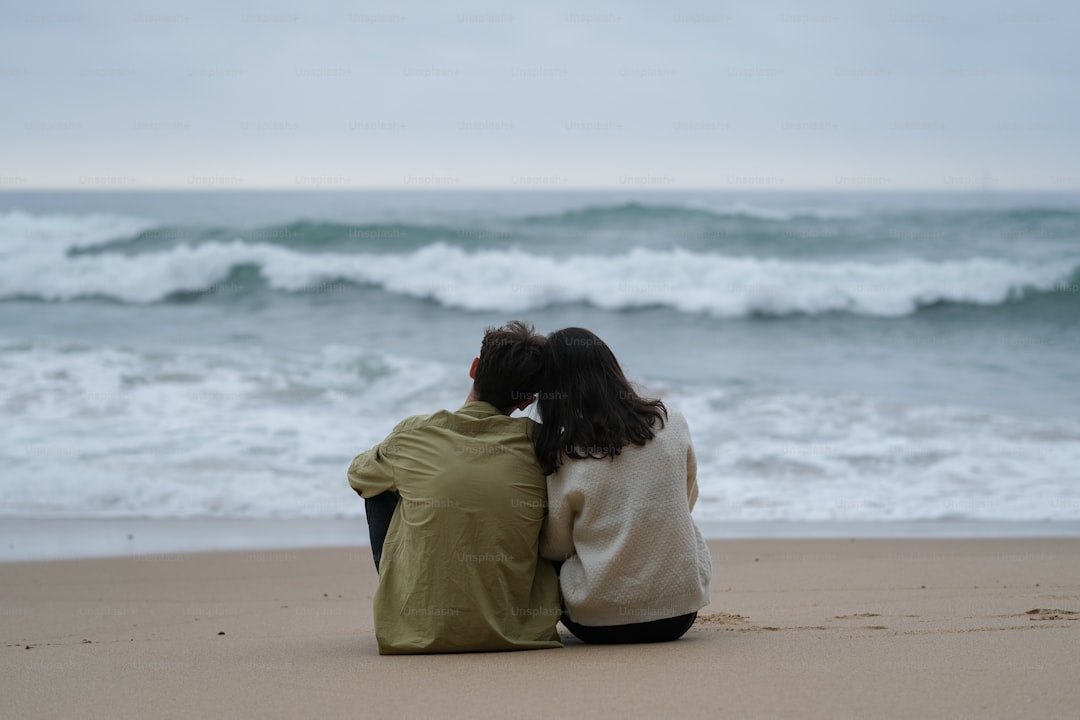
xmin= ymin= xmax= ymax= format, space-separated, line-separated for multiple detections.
xmin=348 ymin=322 xmax=712 ymax=654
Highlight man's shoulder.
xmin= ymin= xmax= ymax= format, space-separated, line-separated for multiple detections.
xmin=390 ymin=409 xmax=537 ymax=436
xmin=388 ymin=412 xmax=435 ymax=435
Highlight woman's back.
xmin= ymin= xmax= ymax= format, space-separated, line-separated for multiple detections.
xmin=540 ymin=408 xmax=712 ymax=626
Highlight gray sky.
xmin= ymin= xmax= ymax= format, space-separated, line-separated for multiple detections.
xmin=2 ymin=0 xmax=1077 ymax=189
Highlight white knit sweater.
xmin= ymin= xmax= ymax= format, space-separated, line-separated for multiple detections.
xmin=539 ymin=408 xmax=712 ymax=626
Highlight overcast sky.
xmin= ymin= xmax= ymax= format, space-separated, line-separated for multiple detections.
xmin=2 ymin=0 xmax=1077 ymax=189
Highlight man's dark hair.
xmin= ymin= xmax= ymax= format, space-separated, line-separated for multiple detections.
xmin=473 ymin=320 xmax=545 ymax=412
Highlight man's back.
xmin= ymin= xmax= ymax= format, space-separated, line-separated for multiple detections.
xmin=348 ymin=401 xmax=562 ymax=654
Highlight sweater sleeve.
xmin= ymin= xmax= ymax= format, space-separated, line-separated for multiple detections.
xmin=539 ymin=473 xmax=577 ymax=561
xmin=686 ymin=441 xmax=699 ymax=512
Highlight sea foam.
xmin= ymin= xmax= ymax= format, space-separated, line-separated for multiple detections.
xmin=3 ymin=342 xmax=1079 ymax=521
xmin=3 ymin=230 xmax=1073 ymax=317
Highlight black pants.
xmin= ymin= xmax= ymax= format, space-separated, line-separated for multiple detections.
xmin=364 ymin=490 xmax=400 ymax=574
xmin=559 ymin=611 xmax=697 ymax=644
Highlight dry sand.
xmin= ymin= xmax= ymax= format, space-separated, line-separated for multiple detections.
xmin=2 ymin=539 xmax=1078 ymax=719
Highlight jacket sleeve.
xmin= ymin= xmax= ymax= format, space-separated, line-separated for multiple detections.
xmin=539 ymin=473 xmax=577 ymax=561
xmin=347 ymin=426 xmax=403 ymax=498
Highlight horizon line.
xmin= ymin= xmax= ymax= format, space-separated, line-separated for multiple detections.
xmin=2 ymin=185 xmax=1079 ymax=193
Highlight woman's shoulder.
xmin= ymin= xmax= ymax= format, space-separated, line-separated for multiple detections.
xmin=660 ymin=404 xmax=689 ymax=432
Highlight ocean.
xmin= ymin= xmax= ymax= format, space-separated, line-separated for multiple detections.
xmin=2 ymin=190 xmax=1079 ymax=529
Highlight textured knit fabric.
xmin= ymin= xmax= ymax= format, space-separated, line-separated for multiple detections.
xmin=348 ymin=401 xmax=562 ymax=654
xmin=539 ymin=408 xmax=712 ymax=626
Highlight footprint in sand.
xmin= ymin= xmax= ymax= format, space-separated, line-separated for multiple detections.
xmin=1025 ymin=608 xmax=1079 ymax=621
xmin=695 ymin=612 xmax=749 ymax=626
xmin=834 ymin=613 xmax=880 ymax=619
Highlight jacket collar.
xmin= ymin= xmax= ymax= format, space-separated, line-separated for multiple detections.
xmin=458 ymin=401 xmax=505 ymax=418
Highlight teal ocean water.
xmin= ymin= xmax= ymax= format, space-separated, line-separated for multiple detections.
xmin=2 ymin=190 xmax=1079 ymax=523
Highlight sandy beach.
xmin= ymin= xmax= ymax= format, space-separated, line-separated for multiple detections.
xmin=2 ymin=538 xmax=1078 ymax=719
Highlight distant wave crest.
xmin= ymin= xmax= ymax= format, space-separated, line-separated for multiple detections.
xmin=2 ymin=229 xmax=1074 ymax=316
xmin=521 ymin=200 xmax=858 ymax=223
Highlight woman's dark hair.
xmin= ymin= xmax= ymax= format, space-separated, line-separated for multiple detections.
xmin=534 ymin=327 xmax=667 ymax=475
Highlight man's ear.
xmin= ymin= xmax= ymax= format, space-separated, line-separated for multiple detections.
xmin=469 ymin=357 xmax=479 ymax=380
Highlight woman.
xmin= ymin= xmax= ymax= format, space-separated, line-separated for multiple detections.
xmin=535 ymin=327 xmax=712 ymax=644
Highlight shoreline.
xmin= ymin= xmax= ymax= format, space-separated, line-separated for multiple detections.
xmin=2 ymin=538 xmax=1077 ymax=719
xmin=3 ymin=517 xmax=1080 ymax=563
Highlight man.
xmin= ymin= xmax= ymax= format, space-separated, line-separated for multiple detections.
xmin=347 ymin=321 xmax=562 ymax=654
